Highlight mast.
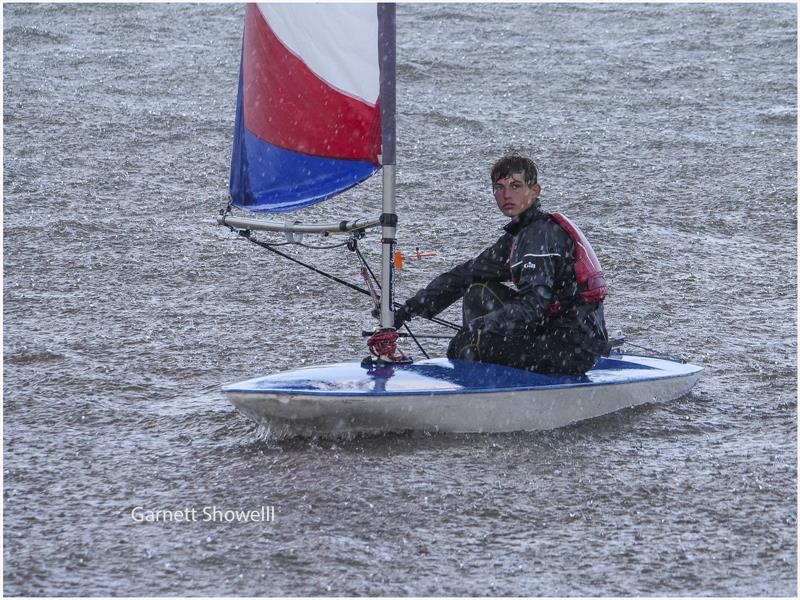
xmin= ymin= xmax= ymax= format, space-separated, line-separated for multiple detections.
xmin=378 ymin=3 xmax=397 ymax=330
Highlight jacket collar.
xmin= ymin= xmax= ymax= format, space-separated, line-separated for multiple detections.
xmin=503 ymin=202 xmax=546 ymax=235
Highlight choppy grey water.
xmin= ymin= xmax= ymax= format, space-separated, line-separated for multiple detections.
xmin=3 ymin=2 xmax=797 ymax=596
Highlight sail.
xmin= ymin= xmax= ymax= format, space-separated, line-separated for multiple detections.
xmin=230 ymin=3 xmax=383 ymax=213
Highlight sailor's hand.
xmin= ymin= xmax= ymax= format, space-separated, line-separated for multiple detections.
xmin=393 ymin=305 xmax=411 ymax=329
xmin=371 ymin=304 xmax=411 ymax=329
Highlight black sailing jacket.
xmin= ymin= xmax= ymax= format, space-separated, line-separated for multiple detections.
xmin=400 ymin=203 xmax=609 ymax=355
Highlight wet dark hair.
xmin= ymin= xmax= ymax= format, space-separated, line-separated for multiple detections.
xmin=490 ymin=154 xmax=538 ymax=186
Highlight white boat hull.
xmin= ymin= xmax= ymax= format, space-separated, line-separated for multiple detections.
xmin=223 ymin=355 xmax=703 ymax=437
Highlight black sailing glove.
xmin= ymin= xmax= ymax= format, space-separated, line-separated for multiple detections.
xmin=370 ymin=304 xmax=412 ymax=330
xmin=393 ymin=305 xmax=412 ymax=329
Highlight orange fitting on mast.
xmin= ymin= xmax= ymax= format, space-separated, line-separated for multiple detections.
xmin=389 ymin=247 xmax=436 ymax=270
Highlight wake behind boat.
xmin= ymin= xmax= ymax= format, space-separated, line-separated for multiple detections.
xmin=217 ymin=3 xmax=702 ymax=437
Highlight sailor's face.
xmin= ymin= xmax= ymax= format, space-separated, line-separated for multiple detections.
xmin=492 ymin=173 xmax=540 ymax=218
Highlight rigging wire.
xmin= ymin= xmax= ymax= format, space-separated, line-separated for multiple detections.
xmin=352 ymin=240 xmax=460 ymax=332
xmin=351 ymin=242 xmax=431 ymax=359
xmin=222 ymin=220 xmax=461 ymax=360
xmin=223 ymin=224 xmax=371 ymax=299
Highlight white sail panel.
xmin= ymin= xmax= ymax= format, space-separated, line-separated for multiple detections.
xmin=257 ymin=3 xmax=380 ymax=104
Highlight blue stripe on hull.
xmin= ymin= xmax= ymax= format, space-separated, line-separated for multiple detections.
xmin=223 ymin=356 xmax=703 ymax=397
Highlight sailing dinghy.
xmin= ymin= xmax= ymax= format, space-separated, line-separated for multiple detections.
xmin=218 ymin=4 xmax=702 ymax=437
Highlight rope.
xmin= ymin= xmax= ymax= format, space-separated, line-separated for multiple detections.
xmin=227 ymin=226 xmax=373 ymax=299
xmin=400 ymin=323 xmax=430 ymax=360
xmin=360 ymin=267 xmax=380 ymax=310
xmin=367 ymin=330 xmax=408 ymax=362
xmin=352 ymin=242 xmax=459 ymax=332
xmin=353 ymin=244 xmax=380 ymax=291
xmin=351 ymin=243 xmax=428 ymax=358
xmin=222 ymin=217 xmax=459 ymax=364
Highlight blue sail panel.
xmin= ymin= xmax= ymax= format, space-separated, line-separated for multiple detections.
xmin=230 ymin=113 xmax=379 ymax=212
xmin=231 ymin=133 xmax=379 ymax=213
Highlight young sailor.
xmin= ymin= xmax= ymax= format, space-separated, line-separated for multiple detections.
xmin=394 ymin=154 xmax=610 ymax=375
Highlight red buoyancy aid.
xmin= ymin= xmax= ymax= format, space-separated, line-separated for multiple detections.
xmin=546 ymin=212 xmax=608 ymax=315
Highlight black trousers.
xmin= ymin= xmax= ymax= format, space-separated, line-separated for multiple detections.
xmin=446 ymin=282 xmax=599 ymax=375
